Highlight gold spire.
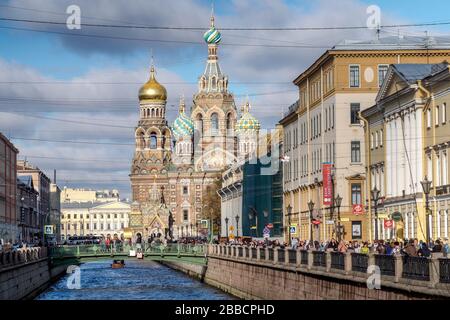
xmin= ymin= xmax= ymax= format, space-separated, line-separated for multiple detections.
xmin=210 ymin=1 xmax=215 ymax=27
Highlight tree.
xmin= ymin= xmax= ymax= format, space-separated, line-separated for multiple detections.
xmin=202 ymin=176 xmax=222 ymax=235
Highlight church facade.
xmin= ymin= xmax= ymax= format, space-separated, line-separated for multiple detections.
xmin=129 ymin=14 xmax=260 ymax=240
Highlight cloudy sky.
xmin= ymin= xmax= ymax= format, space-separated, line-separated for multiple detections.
xmin=1 ymin=0 xmax=450 ymax=199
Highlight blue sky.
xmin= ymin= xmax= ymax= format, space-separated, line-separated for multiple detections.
xmin=0 ymin=0 xmax=449 ymax=198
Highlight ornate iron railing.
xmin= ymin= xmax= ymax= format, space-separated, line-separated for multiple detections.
xmin=288 ymin=249 xmax=297 ymax=264
xmin=312 ymin=251 xmax=326 ymax=267
xmin=439 ymin=258 xmax=450 ymax=283
xmin=375 ymin=254 xmax=396 ymax=276
xmin=351 ymin=253 xmax=368 ymax=273
xmin=402 ymin=256 xmax=430 ymax=281
xmin=330 ymin=252 xmax=345 ymax=270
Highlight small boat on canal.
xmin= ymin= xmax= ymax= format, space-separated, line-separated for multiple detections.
xmin=111 ymin=259 xmax=125 ymax=269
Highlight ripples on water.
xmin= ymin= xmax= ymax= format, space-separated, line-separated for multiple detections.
xmin=36 ymin=260 xmax=234 ymax=300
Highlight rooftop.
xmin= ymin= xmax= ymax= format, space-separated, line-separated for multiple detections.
xmin=332 ymin=35 xmax=450 ymax=51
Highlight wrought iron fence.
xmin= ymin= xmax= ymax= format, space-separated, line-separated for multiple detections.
xmin=312 ymin=251 xmax=326 ymax=267
xmin=375 ymin=254 xmax=395 ymax=276
xmin=251 ymin=247 xmax=257 ymax=259
xmin=351 ymin=253 xmax=368 ymax=273
xmin=288 ymin=249 xmax=297 ymax=264
xmin=439 ymin=258 xmax=450 ymax=283
xmin=278 ymin=249 xmax=286 ymax=263
xmin=402 ymin=256 xmax=430 ymax=281
xmin=268 ymin=248 xmax=274 ymax=261
xmin=300 ymin=250 xmax=308 ymax=265
xmin=330 ymin=252 xmax=345 ymax=270
xmin=260 ymin=248 xmax=266 ymax=260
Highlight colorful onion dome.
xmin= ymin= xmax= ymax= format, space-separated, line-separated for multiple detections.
xmin=236 ymin=101 xmax=260 ymax=133
xmin=203 ymin=14 xmax=221 ymax=44
xmin=139 ymin=65 xmax=167 ymax=101
xmin=172 ymin=97 xmax=194 ymax=139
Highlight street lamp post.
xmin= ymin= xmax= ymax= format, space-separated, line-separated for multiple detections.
xmin=195 ymin=222 xmax=199 ymax=238
xmin=334 ymin=194 xmax=343 ymax=242
xmin=225 ymin=217 xmax=229 ymax=240
xmin=421 ymin=176 xmax=432 ymax=245
xmin=286 ymin=205 xmax=292 ymax=245
xmin=308 ymin=200 xmax=315 ymax=244
xmin=371 ymin=187 xmax=380 ymax=241
xmin=235 ymin=215 xmax=240 ymax=240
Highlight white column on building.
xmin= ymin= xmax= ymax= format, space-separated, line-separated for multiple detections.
xmin=396 ymin=115 xmax=404 ymax=196
xmin=416 ymin=110 xmax=423 ymax=184
xmin=410 ymin=111 xmax=417 ymax=191
xmin=386 ymin=120 xmax=392 ymax=197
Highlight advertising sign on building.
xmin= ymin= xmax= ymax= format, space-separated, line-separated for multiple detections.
xmin=323 ymin=163 xmax=333 ymax=205
xmin=384 ymin=219 xmax=394 ymax=229
xmin=352 ymin=204 xmax=364 ymax=215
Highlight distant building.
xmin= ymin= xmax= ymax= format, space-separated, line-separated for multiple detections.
xmin=0 ymin=132 xmax=19 ymax=244
xmin=60 ymin=201 xmax=130 ymax=240
xmin=17 ymin=160 xmax=51 ymax=241
xmin=61 ymin=187 xmax=120 ymax=203
xmin=50 ymin=182 xmax=61 ymax=242
xmin=17 ymin=175 xmax=39 ymax=242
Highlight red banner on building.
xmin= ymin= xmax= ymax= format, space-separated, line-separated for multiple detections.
xmin=352 ymin=204 xmax=364 ymax=215
xmin=323 ymin=163 xmax=333 ymax=205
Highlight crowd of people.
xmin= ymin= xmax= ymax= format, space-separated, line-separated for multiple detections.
xmin=223 ymin=237 xmax=450 ymax=257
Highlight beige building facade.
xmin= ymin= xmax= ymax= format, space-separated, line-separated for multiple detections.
xmin=280 ymin=36 xmax=450 ymax=243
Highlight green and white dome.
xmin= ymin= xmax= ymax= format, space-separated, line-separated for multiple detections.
xmin=236 ymin=101 xmax=260 ymax=133
xmin=172 ymin=98 xmax=194 ymax=140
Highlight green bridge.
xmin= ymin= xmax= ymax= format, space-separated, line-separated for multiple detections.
xmin=49 ymin=244 xmax=208 ymax=266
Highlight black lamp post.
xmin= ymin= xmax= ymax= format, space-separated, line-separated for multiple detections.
xmin=286 ymin=205 xmax=292 ymax=245
xmin=308 ymin=200 xmax=315 ymax=244
xmin=196 ymin=222 xmax=199 ymax=238
xmin=235 ymin=215 xmax=240 ymax=239
xmin=190 ymin=223 xmax=193 ymax=237
xmin=225 ymin=217 xmax=229 ymax=240
xmin=334 ymin=194 xmax=343 ymax=242
xmin=371 ymin=187 xmax=380 ymax=241
xmin=421 ymin=176 xmax=432 ymax=244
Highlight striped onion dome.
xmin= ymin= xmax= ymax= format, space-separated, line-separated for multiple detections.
xmin=236 ymin=101 xmax=260 ymax=133
xmin=203 ymin=14 xmax=221 ymax=44
xmin=172 ymin=98 xmax=194 ymax=140
xmin=203 ymin=27 xmax=221 ymax=44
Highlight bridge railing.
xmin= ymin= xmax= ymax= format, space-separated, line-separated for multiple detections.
xmin=209 ymin=244 xmax=450 ymax=296
xmin=0 ymin=247 xmax=47 ymax=269
xmin=49 ymin=243 xmax=207 ymax=258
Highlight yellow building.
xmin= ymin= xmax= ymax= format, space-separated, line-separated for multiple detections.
xmin=362 ymin=63 xmax=450 ymax=242
xmin=280 ymin=36 xmax=450 ymax=243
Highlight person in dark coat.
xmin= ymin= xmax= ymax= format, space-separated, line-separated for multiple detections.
xmin=403 ymin=239 xmax=418 ymax=257
xmin=418 ymin=243 xmax=431 ymax=257
xmin=433 ymin=239 xmax=443 ymax=253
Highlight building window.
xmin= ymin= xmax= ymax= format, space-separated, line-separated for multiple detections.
xmin=67 ymin=224 xmax=70 ymax=231
xmin=183 ymin=186 xmax=188 ymax=195
xmin=107 ymin=223 xmax=111 ymax=230
xmin=427 ymin=109 xmax=431 ymax=128
xmin=150 ymin=132 xmax=157 ymax=149
xmin=114 ymin=214 xmax=117 ymax=218
xmin=380 ymin=129 xmax=383 ymax=147
xmin=351 ymin=141 xmax=361 ymax=163
xmin=86 ymin=223 xmax=89 ymax=230
xmin=183 ymin=210 xmax=188 ymax=221
xmin=349 ymin=65 xmax=360 ymax=88
xmin=443 ymin=103 xmax=447 ymax=124
xmin=94 ymin=214 xmax=97 ymax=219
xmin=121 ymin=222 xmax=124 ymax=229
xmin=350 ymin=103 xmax=360 ymax=124
xmin=61 ymin=224 xmax=64 ymax=230
xmin=101 ymin=223 xmax=104 ymax=230
xmin=351 ymin=183 xmax=362 ymax=205
xmin=378 ymin=65 xmax=389 ymax=87
xmin=94 ymin=223 xmax=97 ymax=230
xmin=375 ymin=131 xmax=379 ymax=148
xmin=436 ymin=105 xmax=440 ymax=126
xmin=74 ymin=214 xmax=77 ymax=219
xmin=211 ymin=113 xmax=219 ymax=134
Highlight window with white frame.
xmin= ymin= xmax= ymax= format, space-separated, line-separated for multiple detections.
xmin=436 ymin=105 xmax=440 ymax=126
xmin=378 ymin=64 xmax=389 ymax=87
xmin=443 ymin=103 xmax=447 ymax=124
xmin=443 ymin=151 xmax=448 ymax=185
xmin=349 ymin=65 xmax=360 ymax=88
xmin=427 ymin=109 xmax=431 ymax=128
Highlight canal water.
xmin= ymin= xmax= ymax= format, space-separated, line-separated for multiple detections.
xmin=36 ymin=260 xmax=235 ymax=300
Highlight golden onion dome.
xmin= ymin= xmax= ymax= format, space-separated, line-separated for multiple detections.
xmin=139 ymin=66 xmax=167 ymax=101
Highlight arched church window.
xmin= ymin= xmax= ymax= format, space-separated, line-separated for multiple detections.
xmin=226 ymin=113 xmax=233 ymax=132
xmin=211 ymin=113 xmax=219 ymax=134
xmin=211 ymin=76 xmax=216 ymax=89
xmin=150 ymin=132 xmax=157 ymax=149
xmin=196 ymin=114 xmax=203 ymax=135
